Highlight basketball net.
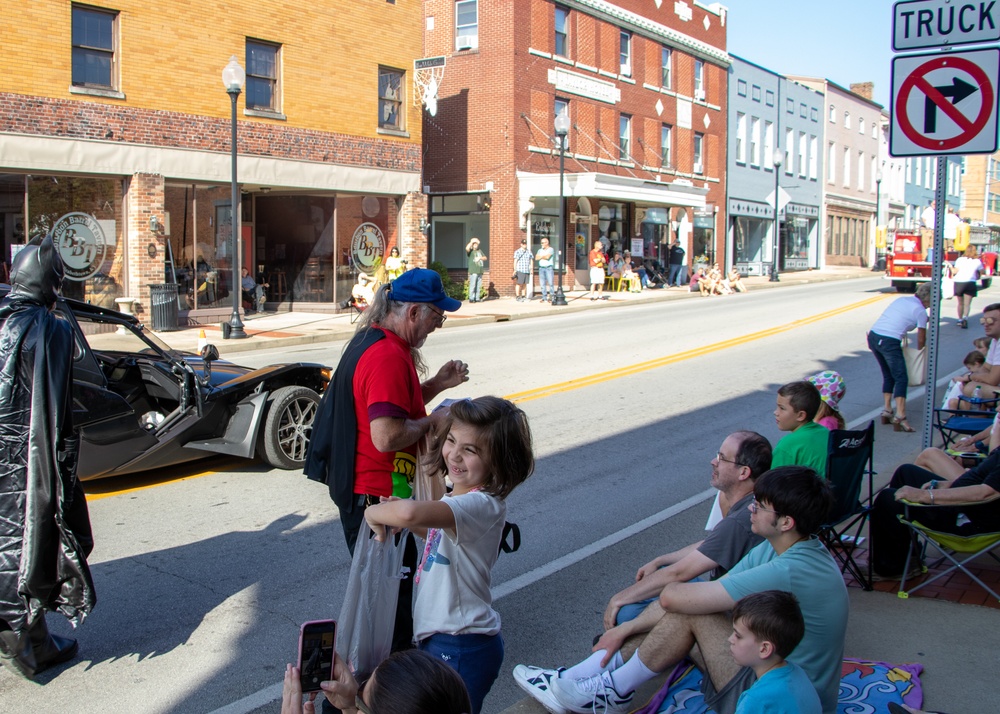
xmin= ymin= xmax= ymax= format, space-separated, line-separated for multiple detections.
xmin=414 ymin=66 xmax=444 ymax=116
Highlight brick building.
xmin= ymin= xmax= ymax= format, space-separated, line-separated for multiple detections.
xmin=0 ymin=0 xmax=426 ymax=324
xmin=421 ymin=0 xmax=729 ymax=295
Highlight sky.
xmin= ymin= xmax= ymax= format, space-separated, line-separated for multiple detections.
xmin=722 ymin=0 xmax=894 ymax=108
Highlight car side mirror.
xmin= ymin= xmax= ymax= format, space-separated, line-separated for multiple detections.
xmin=200 ymin=344 xmax=219 ymax=382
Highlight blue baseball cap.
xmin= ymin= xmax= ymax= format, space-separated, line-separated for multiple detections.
xmin=389 ymin=268 xmax=461 ymax=312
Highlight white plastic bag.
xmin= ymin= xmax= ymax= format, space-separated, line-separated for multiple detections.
xmin=336 ymin=526 xmax=409 ymax=675
xmin=904 ymin=344 xmax=927 ymax=386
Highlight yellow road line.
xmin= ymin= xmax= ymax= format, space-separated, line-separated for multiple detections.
xmin=504 ymin=294 xmax=888 ymax=404
xmin=89 ymin=294 xmax=888 ymax=498
xmin=84 ymin=457 xmax=245 ymax=500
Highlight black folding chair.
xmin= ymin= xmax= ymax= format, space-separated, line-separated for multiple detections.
xmin=817 ymin=420 xmax=876 ymax=591
xmin=933 ymin=407 xmax=995 ymax=450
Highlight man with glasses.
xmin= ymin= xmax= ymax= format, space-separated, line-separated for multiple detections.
xmin=601 ymin=432 xmax=771 ymax=630
xmin=305 ymin=268 xmax=468 ymax=691
xmin=957 ymin=302 xmax=1000 ymax=400
xmin=515 ymin=467 xmax=847 ymax=714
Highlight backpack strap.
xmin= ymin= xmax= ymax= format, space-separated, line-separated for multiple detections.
xmin=498 ymin=521 xmax=521 ymax=556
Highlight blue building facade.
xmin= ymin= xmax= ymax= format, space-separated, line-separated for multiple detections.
xmin=727 ymin=56 xmax=823 ymax=274
xmin=901 ymin=155 xmax=962 ymax=229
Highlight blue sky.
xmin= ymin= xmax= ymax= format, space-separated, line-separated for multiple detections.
xmin=722 ymin=0 xmax=894 ymax=107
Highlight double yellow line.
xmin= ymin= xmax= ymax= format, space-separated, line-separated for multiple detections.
xmin=504 ymin=294 xmax=888 ymax=404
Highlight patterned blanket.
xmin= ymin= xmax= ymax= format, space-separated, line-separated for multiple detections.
xmin=632 ymin=658 xmax=924 ymax=714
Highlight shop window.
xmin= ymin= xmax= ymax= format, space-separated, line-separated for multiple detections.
xmin=246 ymin=40 xmax=280 ymax=113
xmin=430 ymin=193 xmax=490 ymax=270
xmin=455 ymin=0 xmax=478 ymax=50
xmin=555 ymin=6 xmax=569 ymax=57
xmin=71 ymin=5 xmax=118 ymax=90
xmin=378 ymin=67 xmax=404 ymax=131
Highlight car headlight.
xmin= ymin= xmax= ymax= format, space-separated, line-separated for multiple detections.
xmin=320 ymin=367 xmax=333 ymax=383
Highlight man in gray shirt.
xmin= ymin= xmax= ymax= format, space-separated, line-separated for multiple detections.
xmin=603 ymin=430 xmax=772 ymax=629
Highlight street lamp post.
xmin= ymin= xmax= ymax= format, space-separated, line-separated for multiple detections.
xmin=872 ymin=168 xmax=884 ymax=271
xmin=770 ymin=148 xmax=783 ymax=282
xmin=222 ymin=55 xmax=248 ymax=339
xmin=552 ymin=109 xmax=570 ymax=306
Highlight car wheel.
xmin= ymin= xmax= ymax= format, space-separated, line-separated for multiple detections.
xmin=259 ymin=385 xmax=320 ymax=470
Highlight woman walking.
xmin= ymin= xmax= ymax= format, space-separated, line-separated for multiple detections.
xmin=867 ymin=282 xmax=932 ymax=433
xmin=951 ymin=245 xmax=984 ymax=328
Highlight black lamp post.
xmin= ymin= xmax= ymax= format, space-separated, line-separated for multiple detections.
xmin=770 ymin=148 xmax=783 ymax=282
xmin=872 ymin=168 xmax=884 ymax=271
xmin=223 ymin=55 xmax=248 ymax=339
xmin=552 ymin=109 xmax=570 ymax=306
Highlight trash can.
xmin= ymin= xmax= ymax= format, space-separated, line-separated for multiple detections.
xmin=149 ymin=283 xmax=179 ymax=332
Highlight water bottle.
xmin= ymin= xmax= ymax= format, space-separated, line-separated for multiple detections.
xmin=974 ymin=385 xmax=982 ymax=405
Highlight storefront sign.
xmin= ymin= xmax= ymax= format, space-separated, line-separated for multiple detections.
xmin=694 ymin=213 xmax=715 ymax=228
xmin=631 ymin=238 xmax=644 ymax=256
xmin=51 ymin=212 xmax=107 ymax=281
xmin=351 ymin=222 xmax=386 ymax=274
xmin=548 ymin=68 xmax=621 ymax=105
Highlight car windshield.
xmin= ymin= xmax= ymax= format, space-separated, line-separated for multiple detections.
xmin=74 ymin=312 xmax=181 ymax=361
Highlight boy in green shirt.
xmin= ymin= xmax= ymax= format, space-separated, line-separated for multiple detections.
xmin=772 ymin=381 xmax=829 ymax=476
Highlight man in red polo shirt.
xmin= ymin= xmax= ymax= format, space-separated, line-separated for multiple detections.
xmin=306 ymin=267 xmax=469 ymax=551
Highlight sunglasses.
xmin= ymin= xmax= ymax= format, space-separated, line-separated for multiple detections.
xmin=981 ymin=317 xmax=998 ymax=326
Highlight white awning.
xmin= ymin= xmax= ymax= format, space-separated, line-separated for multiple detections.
xmin=0 ymin=133 xmax=421 ymax=195
xmin=517 ymin=170 xmax=708 ymax=209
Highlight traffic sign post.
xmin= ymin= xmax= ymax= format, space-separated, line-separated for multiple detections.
xmin=890 ymin=48 xmax=1000 ymax=156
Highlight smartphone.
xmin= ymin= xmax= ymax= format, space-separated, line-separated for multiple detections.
xmin=298 ymin=619 xmax=337 ymax=693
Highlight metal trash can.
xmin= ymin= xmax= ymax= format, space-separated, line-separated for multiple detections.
xmin=148 ymin=283 xmax=180 ymax=332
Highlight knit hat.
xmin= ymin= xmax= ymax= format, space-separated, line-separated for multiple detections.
xmin=808 ymin=370 xmax=845 ymax=412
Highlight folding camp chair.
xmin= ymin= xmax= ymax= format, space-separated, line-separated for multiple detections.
xmin=817 ymin=420 xmax=876 ymax=590
xmin=933 ymin=402 xmax=998 ymax=450
xmin=897 ymin=497 xmax=1000 ymax=603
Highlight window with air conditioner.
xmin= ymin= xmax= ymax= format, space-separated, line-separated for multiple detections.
xmin=455 ymin=0 xmax=478 ymax=51
xmin=619 ymin=31 xmax=631 ymax=77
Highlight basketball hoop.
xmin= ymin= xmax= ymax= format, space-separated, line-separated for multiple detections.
xmin=414 ymin=56 xmax=446 ymax=116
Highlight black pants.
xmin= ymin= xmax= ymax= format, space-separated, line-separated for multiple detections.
xmin=870 ymin=464 xmax=1000 ymax=575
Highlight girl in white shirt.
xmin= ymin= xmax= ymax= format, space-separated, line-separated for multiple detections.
xmin=951 ymin=245 xmax=984 ymax=329
xmin=365 ymin=396 xmax=535 ymax=714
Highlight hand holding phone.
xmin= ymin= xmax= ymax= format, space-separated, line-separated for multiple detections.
xmin=298 ymin=619 xmax=337 ymax=693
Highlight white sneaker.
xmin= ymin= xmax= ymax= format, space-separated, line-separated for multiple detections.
xmin=550 ymin=671 xmax=633 ymax=714
xmin=512 ymin=664 xmax=568 ymax=714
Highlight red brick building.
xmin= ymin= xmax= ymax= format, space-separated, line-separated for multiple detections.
xmin=422 ymin=0 xmax=729 ymax=294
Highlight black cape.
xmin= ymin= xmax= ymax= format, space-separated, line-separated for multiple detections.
xmin=0 ymin=237 xmax=96 ymax=637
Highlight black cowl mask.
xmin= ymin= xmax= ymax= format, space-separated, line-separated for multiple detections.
xmin=9 ymin=235 xmax=65 ymax=307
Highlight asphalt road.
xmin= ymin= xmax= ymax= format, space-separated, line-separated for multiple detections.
xmin=1 ymin=277 xmax=988 ymax=713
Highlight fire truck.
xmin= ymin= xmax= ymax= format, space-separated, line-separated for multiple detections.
xmin=885 ymin=227 xmax=996 ymax=293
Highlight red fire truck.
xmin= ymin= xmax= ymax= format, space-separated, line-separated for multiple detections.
xmin=885 ymin=229 xmax=996 ymax=293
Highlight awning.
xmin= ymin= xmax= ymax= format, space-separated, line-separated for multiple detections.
xmin=517 ymin=170 xmax=708 ymax=209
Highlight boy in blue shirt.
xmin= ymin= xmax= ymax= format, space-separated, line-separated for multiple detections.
xmin=772 ymin=381 xmax=829 ymax=476
xmin=729 ymin=591 xmax=821 ymax=714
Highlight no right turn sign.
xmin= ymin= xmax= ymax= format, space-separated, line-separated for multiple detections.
xmin=890 ymin=47 xmax=1000 ymax=156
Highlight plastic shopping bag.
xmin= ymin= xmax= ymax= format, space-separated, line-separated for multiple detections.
xmin=904 ymin=344 xmax=927 ymax=386
xmin=336 ymin=526 xmax=409 ymax=675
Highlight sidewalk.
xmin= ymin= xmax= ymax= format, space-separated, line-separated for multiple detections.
xmin=154 ymin=265 xmax=878 ymax=355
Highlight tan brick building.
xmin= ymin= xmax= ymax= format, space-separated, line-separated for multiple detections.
xmin=421 ymin=0 xmax=729 ymax=295
xmin=962 ymin=151 xmax=1000 ymax=226
xmin=0 ymin=0 xmax=426 ymax=323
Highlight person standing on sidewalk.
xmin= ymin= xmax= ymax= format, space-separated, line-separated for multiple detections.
xmin=466 ymin=237 xmax=486 ymax=302
xmin=667 ymin=238 xmax=686 ymax=287
xmin=589 ymin=239 xmax=607 ymax=300
xmin=513 ymin=238 xmax=533 ymax=302
xmin=535 ymin=237 xmax=555 ymax=302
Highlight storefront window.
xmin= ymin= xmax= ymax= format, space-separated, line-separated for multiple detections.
xmin=733 ymin=216 xmax=768 ymax=265
xmin=23 ymin=174 xmax=124 ymax=308
xmin=693 ymin=209 xmax=715 ymax=265
xmin=573 ymin=198 xmax=592 ymax=273
xmin=781 ymin=216 xmax=812 ymax=270
xmin=165 ymin=184 xmax=236 ymax=310
xmin=430 ymin=194 xmax=490 ymax=270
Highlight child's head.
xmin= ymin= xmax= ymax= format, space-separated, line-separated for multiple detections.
xmin=430 ymin=396 xmax=534 ymax=499
xmin=729 ymin=590 xmax=805 ymax=667
xmin=973 ymin=336 xmax=991 ymax=355
xmin=775 ymin=381 xmax=821 ymax=430
xmin=964 ymin=350 xmax=987 ymax=370
xmin=807 ymin=371 xmax=846 ymax=428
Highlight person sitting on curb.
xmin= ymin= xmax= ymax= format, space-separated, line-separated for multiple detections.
xmin=604 ymin=432 xmax=771 ymax=630
xmin=514 ymin=467 xmax=846 ymax=714
xmin=772 ymin=381 xmax=829 ymax=477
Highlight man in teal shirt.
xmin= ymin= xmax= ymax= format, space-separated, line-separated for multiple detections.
xmin=772 ymin=381 xmax=829 ymax=477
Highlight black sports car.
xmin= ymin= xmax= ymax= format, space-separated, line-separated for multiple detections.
xmin=1 ymin=287 xmax=330 ymax=480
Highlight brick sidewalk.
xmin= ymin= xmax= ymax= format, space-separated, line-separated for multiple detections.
xmin=843 ymin=548 xmax=1000 ymax=610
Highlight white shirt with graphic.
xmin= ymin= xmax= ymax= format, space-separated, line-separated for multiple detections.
xmin=412 ymin=490 xmax=506 ymax=641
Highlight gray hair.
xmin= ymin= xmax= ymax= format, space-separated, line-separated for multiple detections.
xmin=353 ymin=283 xmax=428 ymax=376
xmin=915 ymin=282 xmax=933 ymax=305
